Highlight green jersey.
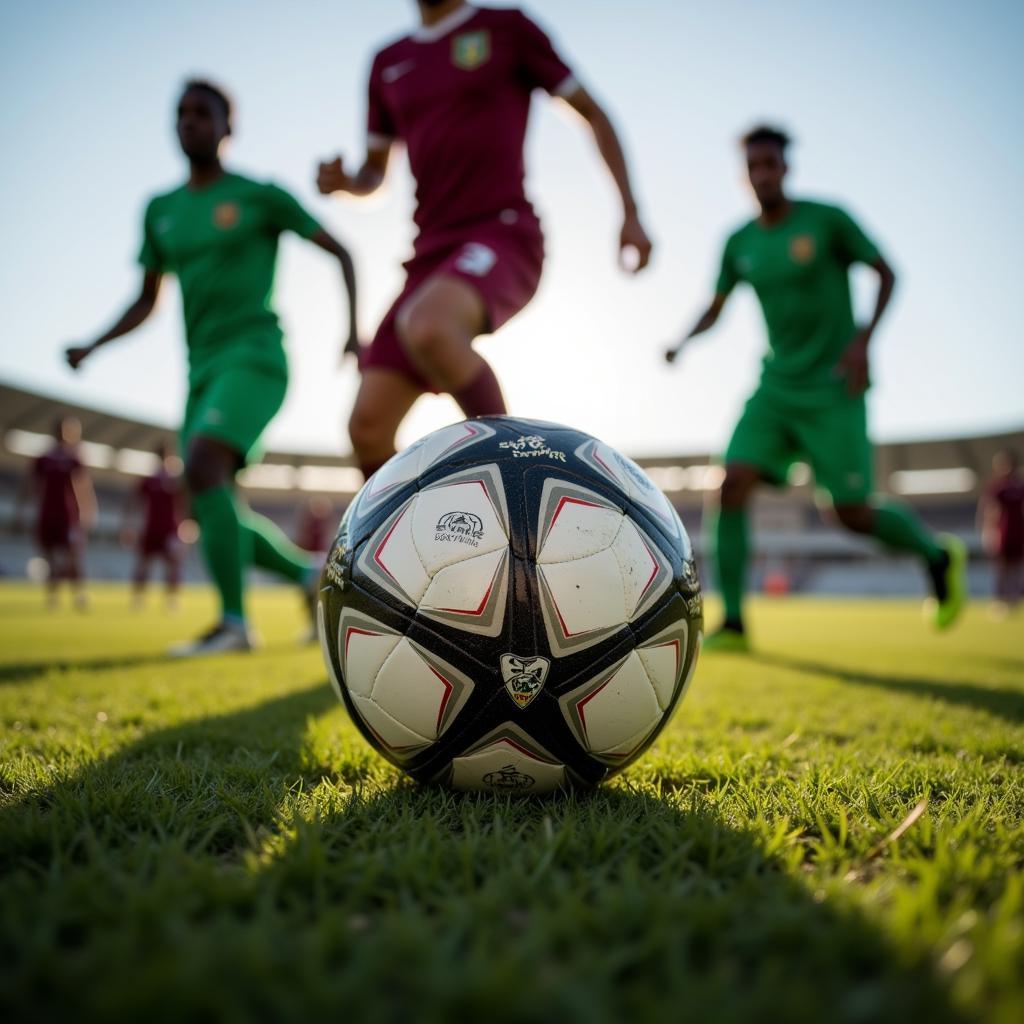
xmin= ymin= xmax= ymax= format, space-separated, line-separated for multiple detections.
xmin=716 ymin=200 xmax=880 ymax=404
xmin=138 ymin=172 xmax=321 ymax=388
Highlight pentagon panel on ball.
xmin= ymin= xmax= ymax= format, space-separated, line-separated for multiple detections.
xmin=318 ymin=417 xmax=702 ymax=794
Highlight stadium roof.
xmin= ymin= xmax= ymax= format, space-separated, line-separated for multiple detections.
xmin=1 ymin=381 xmax=1020 ymax=503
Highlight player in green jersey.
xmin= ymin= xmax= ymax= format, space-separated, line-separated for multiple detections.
xmin=66 ymin=80 xmax=359 ymax=657
xmin=666 ymin=126 xmax=966 ymax=650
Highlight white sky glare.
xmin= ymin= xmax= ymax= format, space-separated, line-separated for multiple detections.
xmin=0 ymin=0 xmax=1021 ymax=456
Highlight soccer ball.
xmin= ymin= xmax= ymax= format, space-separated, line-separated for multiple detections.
xmin=318 ymin=417 xmax=702 ymax=793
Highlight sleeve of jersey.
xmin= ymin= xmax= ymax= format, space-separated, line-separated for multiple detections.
xmin=832 ymin=206 xmax=881 ymax=266
xmin=367 ymin=54 xmax=397 ymax=149
xmin=715 ymin=237 xmax=739 ymax=296
xmin=515 ymin=9 xmax=578 ymax=97
xmin=264 ymin=184 xmax=321 ymax=239
xmin=137 ymin=201 xmax=164 ymax=272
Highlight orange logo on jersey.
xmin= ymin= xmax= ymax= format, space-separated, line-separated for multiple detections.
xmin=452 ymin=30 xmax=490 ymax=70
xmin=789 ymin=234 xmax=816 ymax=264
xmin=213 ymin=202 xmax=240 ymax=229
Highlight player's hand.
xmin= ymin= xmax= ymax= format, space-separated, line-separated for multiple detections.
xmin=317 ymin=156 xmax=351 ymax=196
xmin=619 ymin=212 xmax=653 ymax=273
xmin=65 ymin=344 xmax=94 ymax=371
xmin=837 ymin=329 xmax=871 ymax=394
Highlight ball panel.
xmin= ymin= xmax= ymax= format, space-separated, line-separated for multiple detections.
xmin=610 ymin=519 xmax=661 ymax=614
xmin=356 ymin=498 xmax=430 ymax=608
xmin=636 ymin=621 xmax=690 ymax=712
xmin=317 ymin=600 xmax=344 ymax=702
xmin=350 ymin=693 xmax=431 ymax=752
xmin=369 ymin=639 xmax=455 ymax=742
xmin=536 ymin=499 xmax=622 ymax=565
xmin=419 ymin=547 xmax=509 ymax=637
xmin=341 ymin=618 xmax=402 ymax=699
xmin=539 ymin=549 xmax=629 ymax=635
xmin=447 ymin=722 xmax=565 ymax=793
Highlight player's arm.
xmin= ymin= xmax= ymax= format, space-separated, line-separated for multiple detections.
xmin=309 ymin=228 xmax=360 ymax=359
xmin=561 ymin=87 xmax=652 ymax=273
xmin=316 ymin=144 xmax=390 ymax=198
xmin=71 ymin=467 xmax=96 ymax=530
xmin=837 ymin=255 xmax=897 ymax=394
xmin=65 ymin=270 xmax=163 ymax=370
xmin=665 ymin=293 xmax=730 ymax=364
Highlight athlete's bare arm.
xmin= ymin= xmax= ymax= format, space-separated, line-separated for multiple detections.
xmin=309 ymin=228 xmax=360 ymax=359
xmin=561 ymin=87 xmax=652 ymax=273
xmin=316 ymin=145 xmax=391 ymax=199
xmin=65 ymin=270 xmax=163 ymax=370
xmin=71 ymin=466 xmax=96 ymax=530
xmin=665 ymin=293 xmax=729 ymax=364
xmin=837 ymin=255 xmax=896 ymax=394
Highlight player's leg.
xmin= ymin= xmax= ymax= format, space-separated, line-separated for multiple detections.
xmin=396 ymin=275 xmax=506 ymax=416
xmin=66 ymin=530 xmax=88 ymax=610
xmin=39 ymin=541 xmax=59 ymax=608
xmin=132 ymin=549 xmax=150 ymax=609
xmin=806 ymin=395 xmax=965 ymax=629
xmin=348 ymin=367 xmax=423 ymax=480
xmin=705 ymin=390 xmax=794 ymax=650
xmin=164 ymin=543 xmax=181 ymax=610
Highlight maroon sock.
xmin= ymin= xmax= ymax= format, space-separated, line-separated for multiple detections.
xmin=452 ymin=361 xmax=506 ymax=418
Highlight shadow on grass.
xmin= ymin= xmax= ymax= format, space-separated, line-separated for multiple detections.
xmin=753 ymin=651 xmax=1024 ymax=724
xmin=0 ymin=684 xmax=966 ymax=1023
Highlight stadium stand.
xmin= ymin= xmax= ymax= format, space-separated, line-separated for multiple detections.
xmin=1 ymin=382 xmax=1019 ymax=595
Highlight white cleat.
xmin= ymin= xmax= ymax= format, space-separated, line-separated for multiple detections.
xmin=168 ymin=620 xmax=254 ymax=659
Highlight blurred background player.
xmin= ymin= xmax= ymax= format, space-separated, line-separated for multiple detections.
xmin=15 ymin=417 xmax=95 ymax=609
xmin=65 ymin=79 xmax=359 ymax=656
xmin=317 ymin=0 xmax=653 ymax=479
xmin=978 ymin=450 xmax=1024 ymax=615
xmin=294 ymin=496 xmax=334 ymax=557
xmin=666 ymin=125 xmax=965 ymax=650
xmin=122 ymin=441 xmax=184 ymax=609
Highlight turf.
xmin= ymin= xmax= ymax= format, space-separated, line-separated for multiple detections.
xmin=0 ymin=582 xmax=1021 ymax=1024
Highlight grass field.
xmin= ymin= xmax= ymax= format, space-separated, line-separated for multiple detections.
xmin=1 ymin=582 xmax=1021 ymax=1023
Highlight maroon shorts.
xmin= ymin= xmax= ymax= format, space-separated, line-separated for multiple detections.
xmin=362 ymin=214 xmax=544 ymax=392
xmin=37 ymin=516 xmax=78 ymax=550
xmin=140 ymin=531 xmax=180 ymax=558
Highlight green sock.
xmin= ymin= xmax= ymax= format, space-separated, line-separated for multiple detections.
xmin=871 ymin=500 xmax=944 ymax=564
xmin=712 ymin=505 xmax=748 ymax=626
xmin=192 ymin=486 xmax=248 ymax=621
xmin=242 ymin=510 xmax=313 ymax=585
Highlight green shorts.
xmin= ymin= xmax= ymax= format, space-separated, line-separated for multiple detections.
xmin=181 ymin=367 xmax=287 ymax=466
xmin=724 ymin=387 xmax=873 ymax=504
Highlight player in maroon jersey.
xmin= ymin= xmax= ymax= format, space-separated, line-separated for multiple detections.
xmin=123 ymin=441 xmax=185 ymax=608
xmin=317 ymin=0 xmax=653 ymax=478
xmin=979 ymin=450 xmax=1024 ymax=613
xmin=15 ymin=417 xmax=96 ymax=608
xmin=295 ymin=496 xmax=333 ymax=556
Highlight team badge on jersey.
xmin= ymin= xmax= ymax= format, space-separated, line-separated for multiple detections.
xmin=789 ymin=234 xmax=816 ymax=264
xmin=501 ymin=654 xmax=550 ymax=709
xmin=452 ymin=30 xmax=490 ymax=70
xmin=213 ymin=202 xmax=240 ymax=229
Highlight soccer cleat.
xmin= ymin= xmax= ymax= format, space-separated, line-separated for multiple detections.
xmin=924 ymin=534 xmax=967 ymax=631
xmin=702 ymin=626 xmax=751 ymax=653
xmin=168 ymin=620 xmax=254 ymax=658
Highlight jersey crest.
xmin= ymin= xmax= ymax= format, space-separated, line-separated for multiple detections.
xmin=789 ymin=234 xmax=816 ymax=264
xmin=452 ymin=30 xmax=490 ymax=70
xmin=213 ymin=202 xmax=241 ymax=230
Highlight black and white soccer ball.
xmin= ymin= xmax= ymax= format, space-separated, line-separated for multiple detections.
xmin=318 ymin=417 xmax=702 ymax=793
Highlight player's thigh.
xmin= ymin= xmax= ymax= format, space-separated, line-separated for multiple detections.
xmin=798 ymin=395 xmax=873 ymax=504
xmin=724 ymin=389 xmax=798 ymax=488
xmin=348 ymin=368 xmax=423 ymax=448
xmin=397 ymin=274 xmax=489 ymax=350
xmin=184 ymin=368 xmax=288 ymax=470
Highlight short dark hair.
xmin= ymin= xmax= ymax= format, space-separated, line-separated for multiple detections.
xmin=740 ymin=125 xmax=791 ymax=152
xmin=182 ymin=78 xmax=233 ymax=123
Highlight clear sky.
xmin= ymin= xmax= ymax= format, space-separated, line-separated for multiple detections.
xmin=1 ymin=0 xmax=1021 ymax=456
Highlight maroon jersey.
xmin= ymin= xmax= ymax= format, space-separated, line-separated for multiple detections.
xmin=988 ymin=476 xmax=1024 ymax=556
xmin=35 ymin=448 xmax=81 ymax=527
xmin=367 ymin=4 xmax=575 ymax=248
xmin=139 ymin=469 xmax=181 ymax=542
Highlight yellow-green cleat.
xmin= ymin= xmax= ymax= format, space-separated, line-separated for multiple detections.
xmin=924 ymin=534 xmax=968 ymax=631
xmin=702 ymin=627 xmax=751 ymax=653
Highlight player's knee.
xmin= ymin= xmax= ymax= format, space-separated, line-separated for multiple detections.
xmin=347 ymin=407 xmax=393 ymax=458
xmin=185 ymin=451 xmax=225 ymax=495
xmin=397 ymin=303 xmax=453 ymax=362
xmin=832 ymin=503 xmax=874 ymax=534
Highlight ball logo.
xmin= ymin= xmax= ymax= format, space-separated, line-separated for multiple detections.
xmin=500 ymin=654 xmax=550 ymax=709
xmin=482 ymin=764 xmax=535 ymax=789
xmin=435 ymin=511 xmax=484 ymax=547
xmin=789 ymin=234 xmax=816 ymax=264
xmin=213 ymin=202 xmax=241 ymax=229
